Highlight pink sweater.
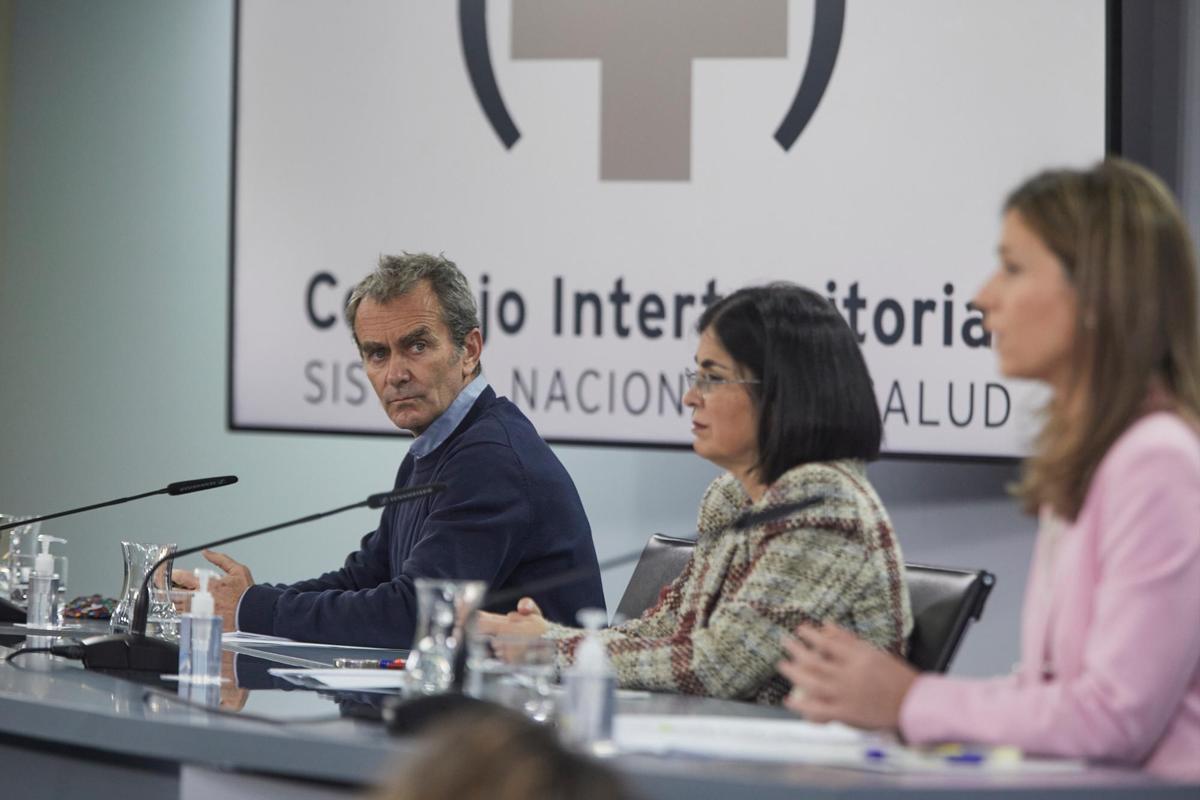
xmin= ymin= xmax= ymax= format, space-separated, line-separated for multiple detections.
xmin=900 ymin=413 xmax=1200 ymax=781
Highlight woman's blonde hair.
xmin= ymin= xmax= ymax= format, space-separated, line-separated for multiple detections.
xmin=1009 ymin=158 xmax=1200 ymax=520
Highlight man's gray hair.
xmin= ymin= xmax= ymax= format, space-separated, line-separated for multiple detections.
xmin=345 ymin=253 xmax=481 ymax=356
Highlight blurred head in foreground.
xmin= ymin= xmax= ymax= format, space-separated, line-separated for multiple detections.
xmin=374 ymin=706 xmax=635 ymax=800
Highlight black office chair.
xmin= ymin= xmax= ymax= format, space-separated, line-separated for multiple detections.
xmin=615 ymin=534 xmax=994 ymax=674
xmin=904 ymin=563 xmax=995 ymax=673
xmin=614 ymin=534 xmax=696 ymax=620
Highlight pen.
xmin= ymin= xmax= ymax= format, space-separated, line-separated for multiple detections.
xmin=333 ymin=657 xmax=406 ymax=669
xmin=943 ymin=752 xmax=985 ymax=764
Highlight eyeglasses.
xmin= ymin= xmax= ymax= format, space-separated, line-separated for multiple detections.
xmin=684 ymin=369 xmax=762 ymax=396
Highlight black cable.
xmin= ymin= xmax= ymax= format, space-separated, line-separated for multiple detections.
xmin=5 ymin=647 xmax=56 ymax=662
xmin=5 ymin=641 xmax=88 ymax=663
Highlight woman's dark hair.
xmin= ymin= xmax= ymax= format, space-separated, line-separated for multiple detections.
xmin=697 ymin=283 xmax=882 ymax=485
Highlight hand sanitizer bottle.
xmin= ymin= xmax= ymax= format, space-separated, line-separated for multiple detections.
xmin=561 ymin=608 xmax=616 ymax=755
xmin=179 ymin=569 xmax=222 ymax=702
xmin=27 ymin=535 xmax=65 ymax=628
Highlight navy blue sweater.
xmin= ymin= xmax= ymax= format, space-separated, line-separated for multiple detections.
xmin=238 ymin=388 xmax=605 ymax=647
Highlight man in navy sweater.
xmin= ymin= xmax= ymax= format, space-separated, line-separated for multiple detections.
xmin=180 ymin=253 xmax=605 ymax=647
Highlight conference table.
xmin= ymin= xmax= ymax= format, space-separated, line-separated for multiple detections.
xmin=0 ymin=629 xmax=1196 ymax=800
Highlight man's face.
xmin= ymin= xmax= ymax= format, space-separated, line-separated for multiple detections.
xmin=354 ymin=282 xmax=482 ymax=436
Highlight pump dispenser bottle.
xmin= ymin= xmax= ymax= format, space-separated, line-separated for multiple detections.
xmin=560 ymin=608 xmax=616 ymax=754
xmin=178 ymin=569 xmax=222 ymax=699
xmin=27 ymin=535 xmax=65 ymax=627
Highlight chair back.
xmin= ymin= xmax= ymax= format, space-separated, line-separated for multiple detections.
xmin=614 ymin=534 xmax=695 ymax=620
xmin=904 ymin=563 xmax=995 ymax=673
xmin=612 ymin=535 xmax=995 ymax=674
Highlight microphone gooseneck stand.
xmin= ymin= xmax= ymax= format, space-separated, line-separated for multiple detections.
xmin=385 ymin=494 xmax=827 ymax=732
xmin=0 ymin=476 xmax=239 ymax=624
xmin=70 ymin=483 xmax=447 ymax=674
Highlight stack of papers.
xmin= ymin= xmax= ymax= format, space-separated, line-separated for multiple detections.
xmin=616 ymin=714 xmax=871 ymax=764
xmin=614 ymin=715 xmax=1085 ymax=774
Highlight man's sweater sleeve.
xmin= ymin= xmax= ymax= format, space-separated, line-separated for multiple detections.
xmin=238 ymin=441 xmax=533 ymax=647
xmin=289 ymin=528 xmax=395 ymax=593
xmin=236 ymin=524 xmax=393 ymax=635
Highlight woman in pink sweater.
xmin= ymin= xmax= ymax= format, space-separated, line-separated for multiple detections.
xmin=778 ymin=159 xmax=1200 ymax=781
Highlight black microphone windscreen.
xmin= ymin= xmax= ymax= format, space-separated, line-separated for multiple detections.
xmin=367 ymin=482 xmax=446 ymax=509
xmin=731 ymin=495 xmax=825 ymax=530
xmin=166 ymin=475 xmax=239 ymax=496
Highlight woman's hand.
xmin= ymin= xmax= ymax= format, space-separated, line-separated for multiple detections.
xmin=777 ymin=622 xmax=918 ymax=731
xmin=474 ymin=597 xmax=549 ymax=639
xmin=513 ymin=596 xmax=544 ymax=619
xmin=473 ymin=599 xmax=550 ymax=663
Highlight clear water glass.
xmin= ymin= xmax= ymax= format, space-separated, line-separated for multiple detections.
xmin=465 ymin=632 xmax=557 ymax=722
xmin=1 ymin=516 xmax=41 ymax=604
xmin=111 ymin=541 xmax=180 ymax=639
xmin=405 ymin=578 xmax=486 ymax=695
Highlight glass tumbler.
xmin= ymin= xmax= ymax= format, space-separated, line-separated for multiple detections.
xmin=111 ymin=541 xmax=180 ymax=639
xmin=465 ymin=631 xmax=557 ymax=722
xmin=1 ymin=516 xmax=41 ymax=604
xmin=405 ymin=578 xmax=486 ymax=695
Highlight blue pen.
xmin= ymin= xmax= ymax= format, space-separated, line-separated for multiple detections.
xmin=864 ymin=748 xmax=888 ymax=760
xmin=944 ymin=751 xmax=986 ymax=764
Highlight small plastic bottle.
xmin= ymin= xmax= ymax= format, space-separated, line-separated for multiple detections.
xmin=26 ymin=535 xmax=65 ymax=627
xmin=178 ymin=569 xmax=222 ymax=699
xmin=560 ymin=608 xmax=616 ymax=754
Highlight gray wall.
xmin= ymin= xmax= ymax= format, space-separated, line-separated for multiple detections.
xmin=0 ymin=0 xmax=10 ymax=266
xmin=15 ymin=0 xmax=1186 ymax=681
xmin=1184 ymin=0 xmax=1200 ymax=242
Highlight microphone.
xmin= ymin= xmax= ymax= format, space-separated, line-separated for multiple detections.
xmin=72 ymin=483 xmax=446 ymax=674
xmin=0 ymin=476 xmax=239 ymax=531
xmin=481 ymin=494 xmax=827 ymax=610
xmin=729 ymin=495 xmax=827 ymax=532
xmin=0 ymin=475 xmax=239 ymax=624
xmin=385 ymin=493 xmax=826 ymax=730
xmin=482 ymin=549 xmax=645 ymax=611
xmin=166 ymin=476 xmax=239 ymax=496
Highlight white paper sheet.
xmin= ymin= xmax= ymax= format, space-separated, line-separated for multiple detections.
xmin=614 ymin=714 xmax=1084 ymax=774
xmin=267 ymin=667 xmax=409 ymax=691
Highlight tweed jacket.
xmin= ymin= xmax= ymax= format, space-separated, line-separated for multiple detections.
xmin=546 ymin=459 xmax=912 ymax=705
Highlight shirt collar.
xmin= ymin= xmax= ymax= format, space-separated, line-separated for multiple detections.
xmin=409 ymin=374 xmax=489 ymax=459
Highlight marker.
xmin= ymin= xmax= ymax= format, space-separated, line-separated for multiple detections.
xmin=333 ymin=657 xmax=406 ymax=669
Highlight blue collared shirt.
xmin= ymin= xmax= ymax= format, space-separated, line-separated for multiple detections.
xmin=409 ymin=373 xmax=489 ymax=460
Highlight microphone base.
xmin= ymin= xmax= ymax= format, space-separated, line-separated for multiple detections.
xmin=0 ymin=597 xmax=26 ymax=624
xmin=78 ymin=632 xmax=180 ymax=674
xmin=382 ymin=691 xmax=497 ymax=735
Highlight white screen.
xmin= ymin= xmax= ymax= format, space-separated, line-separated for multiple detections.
xmin=232 ymin=0 xmax=1107 ymax=457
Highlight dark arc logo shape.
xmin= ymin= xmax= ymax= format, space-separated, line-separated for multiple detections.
xmin=458 ymin=0 xmax=846 ymax=157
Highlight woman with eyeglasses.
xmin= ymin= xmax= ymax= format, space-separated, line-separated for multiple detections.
xmin=476 ymin=284 xmax=912 ymax=704
xmin=778 ymin=159 xmax=1200 ymax=779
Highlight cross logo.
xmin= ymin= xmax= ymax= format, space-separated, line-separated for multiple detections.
xmin=459 ymin=0 xmax=846 ymax=181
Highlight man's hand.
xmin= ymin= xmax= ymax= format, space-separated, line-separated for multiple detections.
xmin=220 ymin=649 xmax=249 ymax=711
xmin=777 ymin=622 xmax=918 ymax=731
xmin=172 ymin=549 xmax=256 ymax=632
